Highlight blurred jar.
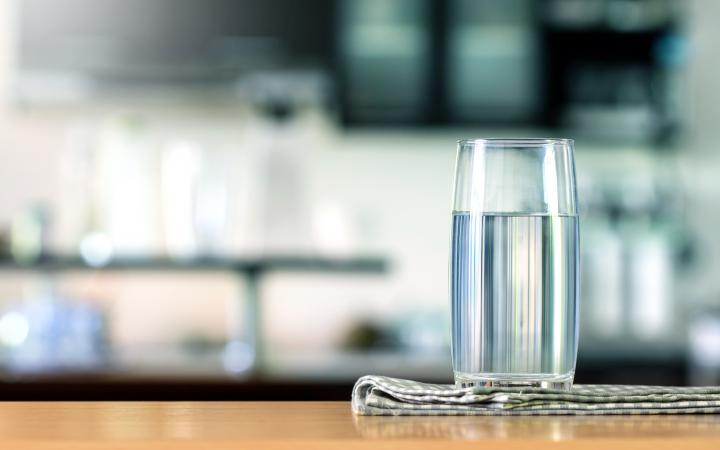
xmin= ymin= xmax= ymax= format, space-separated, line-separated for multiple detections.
xmin=93 ymin=115 xmax=161 ymax=258
xmin=689 ymin=313 xmax=720 ymax=385
xmin=160 ymin=139 xmax=204 ymax=260
xmin=0 ymin=281 xmax=107 ymax=372
xmin=238 ymin=71 xmax=329 ymax=255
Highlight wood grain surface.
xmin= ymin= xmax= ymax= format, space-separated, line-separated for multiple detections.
xmin=0 ymin=401 xmax=717 ymax=449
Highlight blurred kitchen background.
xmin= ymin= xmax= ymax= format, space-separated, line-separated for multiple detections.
xmin=0 ymin=0 xmax=719 ymax=399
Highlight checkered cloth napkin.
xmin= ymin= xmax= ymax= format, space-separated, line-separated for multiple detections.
xmin=352 ymin=375 xmax=720 ymax=416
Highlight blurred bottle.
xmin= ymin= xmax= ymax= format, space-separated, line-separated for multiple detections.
xmin=689 ymin=312 xmax=720 ymax=385
xmin=581 ymin=184 xmax=624 ymax=340
xmin=10 ymin=204 xmax=49 ymax=264
xmin=161 ymin=139 xmax=204 ymax=260
xmin=627 ymin=224 xmax=673 ymax=340
xmin=93 ymin=115 xmax=161 ymax=258
xmin=618 ymin=180 xmax=674 ymax=341
xmin=581 ymin=172 xmax=682 ymax=345
xmin=59 ymin=120 xmax=116 ymax=266
xmin=193 ymin=148 xmax=229 ymax=256
xmin=57 ymin=121 xmax=95 ymax=256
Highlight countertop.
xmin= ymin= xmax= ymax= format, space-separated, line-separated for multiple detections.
xmin=1 ymin=401 xmax=719 ymax=449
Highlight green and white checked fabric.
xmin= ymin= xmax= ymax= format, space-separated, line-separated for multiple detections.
xmin=352 ymin=375 xmax=720 ymax=416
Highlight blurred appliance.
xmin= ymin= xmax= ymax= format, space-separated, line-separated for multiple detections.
xmin=446 ymin=0 xmax=538 ymax=122
xmin=541 ymin=0 xmax=685 ymax=143
xmin=15 ymin=0 xmax=334 ymax=102
xmin=562 ymin=64 xmax=657 ymax=142
xmin=338 ymin=0 xmax=433 ymax=123
xmin=16 ymin=0 xmax=686 ymax=141
xmin=338 ymin=0 xmax=537 ymax=124
xmin=337 ymin=0 xmax=684 ymax=138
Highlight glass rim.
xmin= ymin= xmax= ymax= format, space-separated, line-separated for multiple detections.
xmin=457 ymin=138 xmax=574 ymax=146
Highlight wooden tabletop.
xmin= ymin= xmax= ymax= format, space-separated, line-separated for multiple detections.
xmin=0 ymin=401 xmax=719 ymax=449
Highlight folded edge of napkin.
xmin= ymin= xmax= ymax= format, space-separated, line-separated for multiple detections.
xmin=352 ymin=375 xmax=720 ymax=416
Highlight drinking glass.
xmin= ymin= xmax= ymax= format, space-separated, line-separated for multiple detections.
xmin=450 ymin=138 xmax=579 ymax=389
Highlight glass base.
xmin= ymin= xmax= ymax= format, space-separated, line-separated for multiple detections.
xmin=454 ymin=371 xmax=574 ymax=390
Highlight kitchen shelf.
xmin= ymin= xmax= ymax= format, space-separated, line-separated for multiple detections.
xmin=0 ymin=255 xmax=387 ymax=274
xmin=0 ymin=254 xmax=388 ymax=377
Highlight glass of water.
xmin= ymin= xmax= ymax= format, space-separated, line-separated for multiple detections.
xmin=450 ymin=138 xmax=579 ymax=389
